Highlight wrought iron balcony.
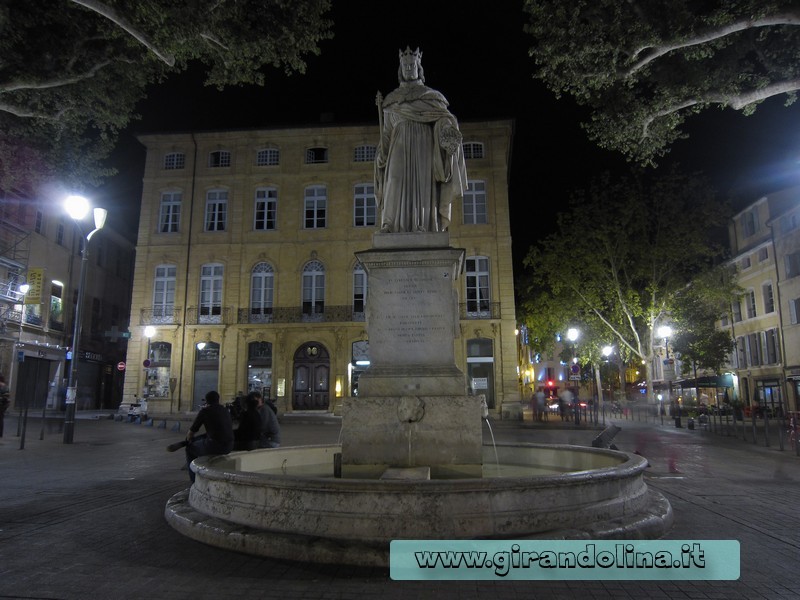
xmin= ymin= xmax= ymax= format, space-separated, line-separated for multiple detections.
xmin=459 ymin=302 xmax=501 ymax=320
xmin=186 ymin=306 xmax=234 ymax=325
xmin=139 ymin=307 xmax=183 ymax=326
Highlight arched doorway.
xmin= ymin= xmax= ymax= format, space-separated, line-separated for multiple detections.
xmin=292 ymin=342 xmax=330 ymax=410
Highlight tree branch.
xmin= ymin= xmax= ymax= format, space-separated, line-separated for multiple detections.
xmin=625 ymin=12 xmax=800 ymax=77
xmin=0 ymin=102 xmax=67 ymax=120
xmin=200 ymin=32 xmax=230 ymax=51
xmin=1 ymin=60 xmax=113 ymax=93
xmin=640 ymin=78 xmax=800 ymax=139
xmin=68 ymin=0 xmax=176 ymax=66
xmin=568 ymin=281 xmax=643 ymax=360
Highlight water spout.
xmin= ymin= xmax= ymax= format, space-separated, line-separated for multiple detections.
xmin=480 ymin=397 xmax=500 ymax=472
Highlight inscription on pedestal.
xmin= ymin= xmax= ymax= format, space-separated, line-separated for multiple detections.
xmin=373 ymin=274 xmax=449 ymax=353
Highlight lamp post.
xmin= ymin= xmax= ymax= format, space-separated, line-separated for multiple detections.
xmin=657 ymin=325 xmax=677 ymax=428
xmin=601 ymin=345 xmax=613 ymax=424
xmin=567 ymin=327 xmax=580 ymax=425
xmin=63 ymin=195 xmax=107 ymax=444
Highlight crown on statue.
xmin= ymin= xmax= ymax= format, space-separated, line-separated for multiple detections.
xmin=399 ymin=46 xmax=422 ymax=64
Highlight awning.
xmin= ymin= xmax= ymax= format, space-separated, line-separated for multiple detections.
xmin=674 ymin=374 xmax=734 ymax=388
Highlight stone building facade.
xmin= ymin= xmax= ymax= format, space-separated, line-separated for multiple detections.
xmin=723 ymin=186 xmax=800 ymax=416
xmin=124 ymin=120 xmax=521 ymax=417
xmin=0 ymin=190 xmax=134 ymax=413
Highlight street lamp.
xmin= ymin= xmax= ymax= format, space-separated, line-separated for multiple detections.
xmin=63 ymin=195 xmax=107 ymax=444
xmin=144 ymin=326 xmax=156 ymax=359
xmin=657 ymin=325 xmax=678 ymax=428
xmin=601 ymin=345 xmax=613 ymax=422
xmin=566 ymin=328 xmax=580 ymax=425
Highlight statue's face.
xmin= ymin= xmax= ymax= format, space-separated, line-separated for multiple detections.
xmin=400 ymin=57 xmax=420 ymax=81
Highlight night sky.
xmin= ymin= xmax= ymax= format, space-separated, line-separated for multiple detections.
xmin=99 ymin=0 xmax=800 ymax=271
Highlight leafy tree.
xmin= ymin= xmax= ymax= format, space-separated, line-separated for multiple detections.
xmin=670 ymin=266 xmax=738 ymax=394
xmin=519 ymin=168 xmax=732 ymax=402
xmin=0 ymin=0 xmax=333 ymax=192
xmin=518 ymin=282 xmax=635 ymax=403
xmin=522 ymin=0 xmax=800 ymax=164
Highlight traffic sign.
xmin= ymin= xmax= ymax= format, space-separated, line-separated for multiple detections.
xmin=117 ymin=361 xmax=126 ymax=371
xmin=143 ymin=359 xmax=151 ymax=368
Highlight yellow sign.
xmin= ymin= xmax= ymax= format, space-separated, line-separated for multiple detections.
xmin=24 ymin=268 xmax=44 ymax=304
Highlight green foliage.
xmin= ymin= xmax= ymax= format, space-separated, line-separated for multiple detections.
xmin=519 ymin=167 xmax=730 ymax=399
xmin=523 ymin=0 xmax=800 ymax=164
xmin=670 ymin=265 xmax=738 ymax=374
xmin=0 ymin=0 xmax=333 ymax=192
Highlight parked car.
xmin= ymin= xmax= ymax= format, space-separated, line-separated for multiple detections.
xmin=118 ymin=396 xmax=148 ymax=421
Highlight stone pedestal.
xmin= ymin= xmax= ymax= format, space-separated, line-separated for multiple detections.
xmin=340 ymin=395 xmax=482 ymax=478
xmin=342 ymin=232 xmax=482 ymax=477
xmin=354 ymin=232 xmax=467 ymax=397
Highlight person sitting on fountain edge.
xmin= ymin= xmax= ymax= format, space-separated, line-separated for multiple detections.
xmin=180 ymin=390 xmax=234 ymax=483
xmin=234 ymin=393 xmax=263 ymax=451
xmin=254 ymin=391 xmax=281 ymax=448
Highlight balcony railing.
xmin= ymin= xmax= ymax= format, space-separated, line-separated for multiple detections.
xmin=139 ymin=307 xmax=183 ymax=326
xmin=239 ymin=308 xmax=274 ymax=324
xmin=459 ymin=302 xmax=501 ymax=320
xmin=0 ymin=279 xmax=23 ymax=303
xmin=186 ymin=306 xmax=234 ymax=325
xmin=0 ymin=306 xmax=22 ymax=325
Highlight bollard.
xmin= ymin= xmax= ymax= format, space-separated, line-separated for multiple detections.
xmin=171 ymin=422 xmax=181 ymax=432
xmin=158 ymin=420 xmax=167 ymax=429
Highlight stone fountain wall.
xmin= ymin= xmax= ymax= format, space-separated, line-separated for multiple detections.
xmin=344 ymin=232 xmax=482 ymax=477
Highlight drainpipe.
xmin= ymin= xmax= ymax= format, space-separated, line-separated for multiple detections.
xmin=176 ymin=133 xmax=198 ymax=412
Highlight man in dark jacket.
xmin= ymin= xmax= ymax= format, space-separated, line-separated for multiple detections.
xmin=234 ymin=393 xmax=263 ymax=451
xmin=183 ymin=390 xmax=234 ymax=483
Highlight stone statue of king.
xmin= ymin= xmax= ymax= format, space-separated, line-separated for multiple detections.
xmin=374 ymin=47 xmax=468 ymax=234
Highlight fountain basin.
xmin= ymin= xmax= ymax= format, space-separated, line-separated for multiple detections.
xmin=165 ymin=443 xmax=673 ymax=566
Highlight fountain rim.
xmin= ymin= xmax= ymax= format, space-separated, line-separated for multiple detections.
xmin=192 ymin=442 xmax=649 ymax=490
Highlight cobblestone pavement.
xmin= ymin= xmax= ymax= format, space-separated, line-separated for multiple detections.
xmin=0 ymin=411 xmax=798 ymax=599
